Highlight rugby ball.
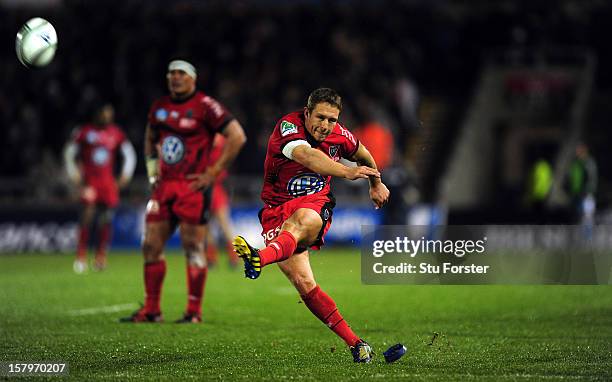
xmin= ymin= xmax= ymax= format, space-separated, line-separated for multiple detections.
xmin=15 ymin=17 xmax=58 ymax=68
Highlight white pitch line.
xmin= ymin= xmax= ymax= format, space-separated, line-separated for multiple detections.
xmin=68 ymin=303 xmax=139 ymax=316
xmin=366 ymin=373 xmax=593 ymax=380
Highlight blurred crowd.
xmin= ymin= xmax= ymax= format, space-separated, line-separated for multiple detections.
xmin=0 ymin=0 xmax=611 ymax=203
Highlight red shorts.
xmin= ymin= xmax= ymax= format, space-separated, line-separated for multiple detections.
xmin=81 ymin=179 xmax=119 ymax=208
xmin=145 ymin=179 xmax=212 ymax=225
xmin=211 ymin=182 xmax=229 ymax=213
xmin=259 ymin=192 xmax=336 ymax=250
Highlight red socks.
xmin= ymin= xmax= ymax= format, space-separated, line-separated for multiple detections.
xmin=96 ymin=223 xmax=112 ymax=259
xmin=301 ymin=286 xmax=360 ymax=347
xmin=76 ymin=226 xmax=89 ymax=261
xmin=186 ymin=265 xmax=208 ymax=315
xmin=144 ymin=260 xmax=166 ymax=314
xmin=259 ymin=231 xmax=297 ymax=267
xmin=143 ymin=260 xmax=207 ymax=316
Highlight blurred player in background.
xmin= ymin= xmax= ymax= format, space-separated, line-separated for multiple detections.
xmin=233 ymin=88 xmax=389 ymax=362
xmin=122 ymin=59 xmax=246 ymax=323
xmin=64 ymin=103 xmax=136 ymax=273
xmin=565 ymin=142 xmax=598 ymax=236
xmin=205 ymin=134 xmax=240 ymax=269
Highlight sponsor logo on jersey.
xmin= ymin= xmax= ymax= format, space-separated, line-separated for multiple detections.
xmin=287 ymin=173 xmax=326 ymax=197
xmin=179 ymin=118 xmax=197 ymax=129
xmin=186 ymin=109 xmax=193 ymax=118
xmin=280 ymin=121 xmax=298 ymax=137
xmin=86 ymin=131 xmax=99 ymax=144
xmin=170 ymin=110 xmax=179 ymax=119
xmin=92 ymin=147 xmax=110 ymax=166
xmin=202 ymin=96 xmax=224 ymax=118
xmin=161 ymin=135 xmax=185 ymax=165
xmin=156 ymin=108 xmax=168 ymax=121
xmin=339 ymin=126 xmax=356 ymax=145
xmin=329 ymin=145 xmax=339 ymax=160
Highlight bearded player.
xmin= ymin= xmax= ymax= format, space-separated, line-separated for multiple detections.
xmin=233 ymin=88 xmax=389 ymax=362
xmin=122 ymin=59 xmax=246 ymax=323
xmin=64 ymin=103 xmax=136 ymax=273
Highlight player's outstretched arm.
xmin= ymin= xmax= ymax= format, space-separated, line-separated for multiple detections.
xmin=291 ymin=144 xmax=380 ymax=181
xmin=187 ymin=119 xmax=246 ymax=191
xmin=350 ymin=143 xmax=390 ymax=209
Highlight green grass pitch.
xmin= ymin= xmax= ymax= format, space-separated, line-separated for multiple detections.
xmin=1 ymin=249 xmax=611 ymax=381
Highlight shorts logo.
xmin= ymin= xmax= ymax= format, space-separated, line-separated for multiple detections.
xmin=92 ymin=147 xmax=110 ymax=165
xmin=322 ymin=208 xmax=331 ymax=221
xmin=263 ymin=226 xmax=281 ymax=243
xmin=287 ymin=173 xmax=326 ymax=197
xmin=161 ymin=135 xmax=185 ymax=165
xmin=280 ymin=121 xmax=298 ymax=137
xmin=156 ymin=108 xmax=168 ymax=121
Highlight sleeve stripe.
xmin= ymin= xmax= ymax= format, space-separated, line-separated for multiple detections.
xmin=347 ymin=138 xmax=360 ymax=158
xmin=217 ymin=116 xmax=234 ymax=132
xmin=282 ymin=139 xmax=311 ymax=160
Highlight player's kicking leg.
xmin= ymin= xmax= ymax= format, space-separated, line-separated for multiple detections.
xmin=234 ymin=208 xmax=372 ymax=362
xmin=277 ymin=250 xmax=373 ymax=363
xmin=233 ymin=208 xmax=322 ymax=279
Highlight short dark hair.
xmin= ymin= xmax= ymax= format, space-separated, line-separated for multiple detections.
xmin=306 ymin=88 xmax=342 ymax=112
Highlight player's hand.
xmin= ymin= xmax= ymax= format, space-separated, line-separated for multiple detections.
xmin=345 ymin=166 xmax=380 ymax=181
xmin=187 ymin=168 xmax=217 ymax=191
xmin=147 ymin=175 xmax=159 ymax=191
xmin=369 ymin=182 xmax=390 ymax=209
xmin=80 ymin=185 xmax=97 ymax=204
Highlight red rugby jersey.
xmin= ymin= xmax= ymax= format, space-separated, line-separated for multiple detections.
xmin=147 ymin=91 xmax=233 ymax=180
xmin=261 ymin=110 xmax=359 ymax=207
xmin=72 ymin=123 xmax=127 ymax=183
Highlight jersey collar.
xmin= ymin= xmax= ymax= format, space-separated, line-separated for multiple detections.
xmin=170 ymin=90 xmax=197 ymax=104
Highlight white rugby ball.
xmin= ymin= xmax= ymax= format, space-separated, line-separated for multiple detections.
xmin=15 ymin=17 xmax=58 ymax=68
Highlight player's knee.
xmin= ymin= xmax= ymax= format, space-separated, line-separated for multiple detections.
xmin=185 ymin=248 xmax=207 ymax=268
xmin=142 ymin=239 xmax=163 ymax=259
xmin=182 ymin=238 xmax=204 ymax=254
xmin=183 ymin=241 xmax=206 ymax=268
xmin=98 ymin=208 xmax=115 ymax=225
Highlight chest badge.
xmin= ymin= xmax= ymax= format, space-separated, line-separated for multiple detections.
xmin=155 ymin=108 xmax=168 ymax=121
xmin=329 ymin=145 xmax=339 ymax=160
